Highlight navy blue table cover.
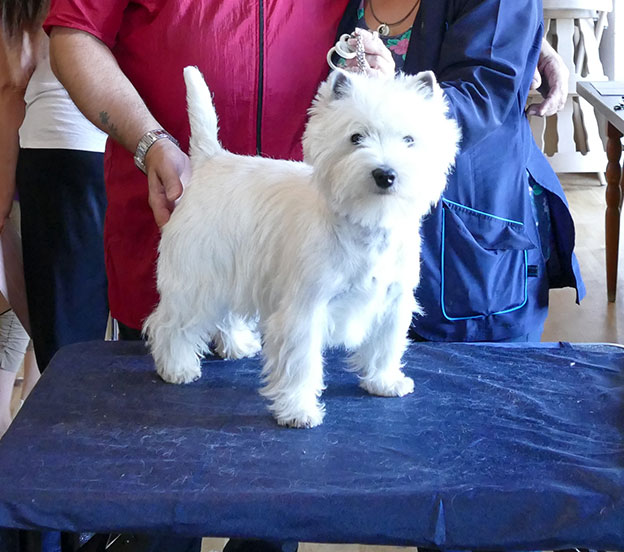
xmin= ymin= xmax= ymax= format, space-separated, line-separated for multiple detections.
xmin=0 ymin=340 xmax=622 ymax=550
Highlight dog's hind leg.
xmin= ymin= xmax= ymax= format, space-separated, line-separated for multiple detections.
xmin=260 ymin=304 xmax=327 ymax=428
xmin=213 ymin=313 xmax=261 ymax=360
xmin=143 ymin=302 xmax=209 ymax=385
xmin=349 ymin=285 xmax=415 ymax=397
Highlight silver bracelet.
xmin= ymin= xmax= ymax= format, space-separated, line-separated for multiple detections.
xmin=134 ymin=129 xmax=179 ymax=174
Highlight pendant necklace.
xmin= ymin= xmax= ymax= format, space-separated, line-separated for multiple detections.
xmin=368 ymin=0 xmax=421 ymax=37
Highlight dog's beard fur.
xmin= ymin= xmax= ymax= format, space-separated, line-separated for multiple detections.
xmin=143 ymin=67 xmax=460 ymax=428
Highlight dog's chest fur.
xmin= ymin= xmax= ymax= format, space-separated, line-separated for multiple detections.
xmin=325 ymin=221 xmax=416 ymax=349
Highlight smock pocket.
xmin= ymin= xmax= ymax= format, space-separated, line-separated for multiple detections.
xmin=441 ymin=199 xmax=537 ymax=321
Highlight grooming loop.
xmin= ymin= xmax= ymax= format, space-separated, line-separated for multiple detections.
xmin=327 ymin=32 xmax=368 ymax=73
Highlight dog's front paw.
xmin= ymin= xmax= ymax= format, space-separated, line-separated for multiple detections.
xmin=157 ymin=363 xmax=201 ymax=385
xmin=360 ymin=374 xmax=414 ymax=397
xmin=274 ymin=404 xmax=325 ymax=429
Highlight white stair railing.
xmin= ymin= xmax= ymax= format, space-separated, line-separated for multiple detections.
xmin=529 ymin=0 xmax=612 ymax=184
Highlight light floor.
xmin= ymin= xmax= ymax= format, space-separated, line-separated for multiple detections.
xmin=542 ymin=174 xmax=624 ymax=343
xmin=8 ymin=174 xmax=622 ymax=552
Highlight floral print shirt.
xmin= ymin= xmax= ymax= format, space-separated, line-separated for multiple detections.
xmin=355 ymin=0 xmax=411 ymax=70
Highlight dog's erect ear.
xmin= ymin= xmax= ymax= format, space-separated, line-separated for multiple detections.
xmin=330 ymin=70 xmax=354 ymax=99
xmin=406 ymin=70 xmax=439 ymax=99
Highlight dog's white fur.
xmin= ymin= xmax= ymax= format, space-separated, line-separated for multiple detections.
xmin=143 ymin=67 xmax=460 ymax=428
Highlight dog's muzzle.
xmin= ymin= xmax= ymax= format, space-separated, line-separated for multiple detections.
xmin=372 ymin=167 xmax=397 ymax=189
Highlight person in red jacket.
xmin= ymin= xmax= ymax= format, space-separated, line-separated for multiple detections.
xmin=45 ymin=1 xmax=567 ymax=340
xmin=45 ymin=1 xmax=350 ymax=339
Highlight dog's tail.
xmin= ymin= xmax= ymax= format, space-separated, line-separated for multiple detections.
xmin=183 ymin=66 xmax=221 ymax=158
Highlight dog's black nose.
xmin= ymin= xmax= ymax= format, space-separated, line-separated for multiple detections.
xmin=372 ymin=167 xmax=397 ymax=189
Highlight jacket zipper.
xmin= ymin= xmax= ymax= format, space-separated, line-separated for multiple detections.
xmin=256 ymin=0 xmax=265 ymax=155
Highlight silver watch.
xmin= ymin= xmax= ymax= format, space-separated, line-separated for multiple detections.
xmin=134 ymin=129 xmax=179 ymax=174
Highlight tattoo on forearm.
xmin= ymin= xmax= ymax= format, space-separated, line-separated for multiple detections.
xmin=99 ymin=111 xmax=121 ymax=141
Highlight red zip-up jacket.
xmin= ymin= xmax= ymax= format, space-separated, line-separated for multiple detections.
xmin=45 ymin=1 xmax=349 ymax=330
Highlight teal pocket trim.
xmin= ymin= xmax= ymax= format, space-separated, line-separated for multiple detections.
xmin=442 ymin=198 xmax=523 ymax=225
xmin=441 ymin=199 xmax=529 ymax=322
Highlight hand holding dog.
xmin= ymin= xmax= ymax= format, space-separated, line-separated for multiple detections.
xmin=144 ymin=137 xmax=191 ymax=228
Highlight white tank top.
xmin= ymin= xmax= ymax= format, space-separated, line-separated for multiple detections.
xmin=18 ymin=35 xmax=107 ymax=152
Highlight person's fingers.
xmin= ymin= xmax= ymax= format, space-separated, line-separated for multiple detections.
xmin=527 ymin=54 xmax=569 ymax=118
xmin=526 ymin=90 xmax=566 ymax=118
xmin=147 ymin=161 xmax=182 ymax=227
xmin=175 ymin=158 xmax=192 ymax=206
xmin=365 ymin=55 xmax=394 ymax=78
xmin=352 ymin=29 xmax=392 ymax=59
xmin=544 ymin=68 xmax=568 ymax=112
xmin=535 ymin=81 xmax=566 ymax=117
xmin=526 ymin=101 xmax=546 ymax=118
xmin=348 ymin=28 xmax=394 ymax=67
xmin=530 ymin=67 xmax=542 ymax=91
xmin=147 ymin=172 xmax=175 ymax=228
xmin=345 ymin=53 xmax=384 ymax=69
xmin=159 ymin=161 xmax=184 ymax=203
xmin=539 ymin=97 xmax=558 ymax=118
xmin=535 ymin=56 xmax=568 ymax=117
xmin=344 ymin=51 xmax=394 ymax=78
xmin=143 ymin=138 xmax=190 ymax=226
xmin=345 ymin=57 xmax=369 ymax=72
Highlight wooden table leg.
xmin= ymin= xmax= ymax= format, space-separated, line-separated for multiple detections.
xmin=605 ymin=123 xmax=622 ymax=302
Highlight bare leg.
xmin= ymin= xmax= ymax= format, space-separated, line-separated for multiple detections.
xmin=20 ymin=343 xmax=39 ymax=400
xmin=0 ymin=307 xmax=30 ymax=438
xmin=0 ymin=369 xmax=17 ymax=438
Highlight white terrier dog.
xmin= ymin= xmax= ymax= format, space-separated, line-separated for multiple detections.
xmin=143 ymin=66 xmax=459 ymax=428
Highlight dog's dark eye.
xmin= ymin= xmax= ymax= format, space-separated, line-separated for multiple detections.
xmin=403 ymin=135 xmax=414 ymax=146
xmin=350 ymin=133 xmax=364 ymax=145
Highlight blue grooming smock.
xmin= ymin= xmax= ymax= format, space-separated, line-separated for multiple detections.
xmin=337 ymin=0 xmax=585 ymax=342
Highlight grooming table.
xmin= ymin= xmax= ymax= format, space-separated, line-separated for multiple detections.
xmin=0 ymin=341 xmax=622 ymax=550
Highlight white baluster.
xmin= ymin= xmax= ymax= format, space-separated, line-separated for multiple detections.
xmin=530 ymin=1 xmax=612 ymax=185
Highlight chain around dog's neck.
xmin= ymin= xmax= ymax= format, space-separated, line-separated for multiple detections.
xmin=368 ymin=0 xmax=421 ymax=36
